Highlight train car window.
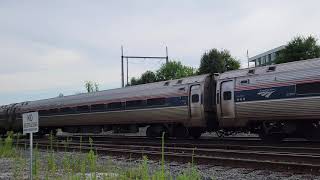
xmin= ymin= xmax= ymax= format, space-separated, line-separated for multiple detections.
xmin=108 ymin=102 xmax=123 ymax=110
xmin=164 ymin=81 xmax=170 ymax=86
xmin=296 ymin=82 xmax=320 ymax=95
xmin=48 ymin=108 xmax=59 ymax=115
xmin=217 ymin=93 xmax=220 ymax=104
xmin=223 ymin=91 xmax=232 ymax=100
xmin=126 ymin=100 xmax=146 ymax=109
xmin=60 ymin=107 xmax=75 ymax=114
xmin=240 ymin=79 xmax=250 ymax=85
xmin=177 ymin=80 xmax=183 ymax=84
xmin=77 ymin=105 xmax=90 ymax=113
xmin=192 ymin=94 xmax=199 ymax=103
xmin=267 ymin=66 xmax=276 ymax=72
xmin=39 ymin=110 xmax=49 ymax=116
xmin=91 ymin=104 xmax=106 ymax=112
xmin=181 ymin=96 xmax=188 ymax=105
xmin=147 ymin=98 xmax=166 ymax=106
xmin=248 ymin=69 xmax=255 ymax=74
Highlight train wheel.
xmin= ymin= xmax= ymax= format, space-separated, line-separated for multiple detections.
xmin=302 ymin=122 xmax=320 ymax=140
xmin=258 ymin=127 xmax=285 ymax=142
xmin=63 ymin=127 xmax=79 ymax=134
xmin=258 ymin=122 xmax=285 ymax=142
xmin=259 ymin=132 xmax=285 ymax=142
xmin=146 ymin=126 xmax=154 ymax=138
xmin=172 ymin=125 xmax=189 ymax=139
xmin=189 ymin=128 xmax=202 ymax=139
xmin=146 ymin=125 xmax=169 ymax=138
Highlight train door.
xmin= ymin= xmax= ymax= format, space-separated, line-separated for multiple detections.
xmin=220 ymin=80 xmax=235 ymax=119
xmin=189 ymin=84 xmax=202 ymax=121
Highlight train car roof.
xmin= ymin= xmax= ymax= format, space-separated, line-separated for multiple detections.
xmin=17 ymin=74 xmax=210 ymax=110
xmin=218 ymin=58 xmax=320 ymax=80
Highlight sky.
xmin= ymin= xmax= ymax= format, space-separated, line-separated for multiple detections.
xmin=0 ymin=0 xmax=319 ymax=105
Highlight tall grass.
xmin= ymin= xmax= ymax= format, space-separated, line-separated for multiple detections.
xmin=33 ymin=143 xmax=41 ymax=180
xmin=0 ymin=131 xmax=16 ymax=158
xmin=1 ymin=131 xmax=206 ymax=180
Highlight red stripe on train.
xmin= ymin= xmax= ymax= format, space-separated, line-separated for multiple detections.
xmin=235 ymin=78 xmax=320 ymax=91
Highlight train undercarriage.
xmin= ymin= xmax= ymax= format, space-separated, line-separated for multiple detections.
xmin=247 ymin=120 xmax=320 ymax=141
xmin=2 ymin=120 xmax=320 ymax=142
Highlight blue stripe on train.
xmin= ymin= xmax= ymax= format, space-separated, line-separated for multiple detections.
xmin=38 ymin=95 xmax=189 ymax=116
xmin=234 ymin=85 xmax=297 ymax=102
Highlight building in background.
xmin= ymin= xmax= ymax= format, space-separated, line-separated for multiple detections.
xmin=249 ymin=45 xmax=285 ymax=67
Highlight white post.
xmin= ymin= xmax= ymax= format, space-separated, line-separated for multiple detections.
xmin=30 ymin=132 xmax=33 ymax=180
xmin=22 ymin=112 xmax=38 ymax=180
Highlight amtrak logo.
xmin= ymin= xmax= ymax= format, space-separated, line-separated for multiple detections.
xmin=257 ymin=89 xmax=276 ymax=98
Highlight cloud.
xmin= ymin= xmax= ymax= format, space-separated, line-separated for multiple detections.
xmin=0 ymin=36 xmax=120 ymax=93
xmin=0 ymin=0 xmax=320 ymax=104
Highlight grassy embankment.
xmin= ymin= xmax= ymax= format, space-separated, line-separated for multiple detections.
xmin=0 ymin=132 xmax=210 ymax=180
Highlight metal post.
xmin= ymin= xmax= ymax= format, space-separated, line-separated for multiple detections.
xmin=126 ymin=57 xmax=129 ymax=86
xmin=247 ymin=50 xmax=249 ymax=68
xmin=121 ymin=46 xmax=124 ymax=87
xmin=120 ymin=46 xmax=169 ymax=85
xmin=165 ymin=46 xmax=169 ymax=64
xmin=30 ymin=133 xmax=33 ymax=180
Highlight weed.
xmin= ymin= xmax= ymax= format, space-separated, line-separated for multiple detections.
xmin=47 ymin=148 xmax=56 ymax=174
xmin=87 ymin=137 xmax=97 ymax=180
xmin=176 ymin=148 xmax=201 ymax=180
xmin=80 ymin=156 xmax=86 ymax=180
xmin=140 ymin=156 xmax=150 ymax=180
xmin=0 ymin=132 xmax=16 ymax=158
xmin=13 ymin=156 xmax=25 ymax=179
xmin=79 ymin=136 xmax=82 ymax=153
xmin=15 ymin=133 xmax=21 ymax=150
xmin=33 ymin=143 xmax=41 ymax=179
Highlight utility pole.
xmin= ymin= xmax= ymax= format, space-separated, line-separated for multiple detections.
xmin=121 ymin=46 xmax=124 ymax=88
xmin=120 ymin=46 xmax=169 ymax=87
xmin=247 ymin=50 xmax=250 ymax=68
xmin=166 ymin=46 xmax=169 ymax=64
xmin=126 ymin=57 xmax=129 ymax=86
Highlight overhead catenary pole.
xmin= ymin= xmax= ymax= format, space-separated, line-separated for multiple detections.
xmin=166 ymin=46 xmax=169 ymax=64
xmin=121 ymin=46 xmax=124 ymax=87
xmin=247 ymin=50 xmax=250 ymax=68
xmin=126 ymin=57 xmax=129 ymax=86
xmin=120 ymin=46 xmax=169 ymax=88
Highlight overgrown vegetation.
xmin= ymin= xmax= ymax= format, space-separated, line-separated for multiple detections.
xmin=85 ymin=81 xmax=100 ymax=93
xmin=0 ymin=132 xmax=203 ymax=179
xmin=129 ymin=48 xmax=241 ymax=86
xmin=198 ymin=48 xmax=240 ymax=74
xmin=275 ymin=35 xmax=320 ymax=64
xmin=129 ymin=61 xmax=196 ymax=86
xmin=0 ymin=131 xmax=16 ymax=158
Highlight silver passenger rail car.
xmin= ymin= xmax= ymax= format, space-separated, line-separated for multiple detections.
xmin=216 ymin=58 xmax=320 ymax=140
xmin=11 ymin=74 xmax=216 ymax=138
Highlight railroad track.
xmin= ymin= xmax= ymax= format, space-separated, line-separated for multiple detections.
xmin=15 ymin=135 xmax=320 ymax=175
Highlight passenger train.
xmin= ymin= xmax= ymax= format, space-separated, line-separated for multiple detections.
xmin=1 ymin=58 xmax=320 ymax=141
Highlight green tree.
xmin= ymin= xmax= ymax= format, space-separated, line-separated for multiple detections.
xmin=140 ymin=71 xmax=157 ymax=84
xmin=129 ymin=71 xmax=157 ymax=86
xmin=198 ymin=49 xmax=240 ymax=74
xmin=129 ymin=61 xmax=196 ymax=86
xmin=129 ymin=77 xmax=141 ymax=86
xmin=156 ymin=61 xmax=196 ymax=81
xmin=85 ymin=81 xmax=99 ymax=93
xmin=275 ymin=35 xmax=320 ymax=64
